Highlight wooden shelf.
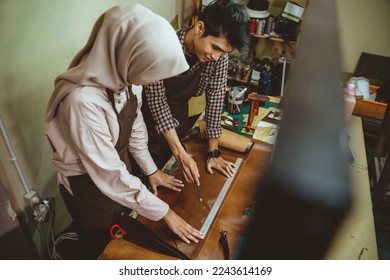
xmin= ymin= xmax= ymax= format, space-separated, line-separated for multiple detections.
xmin=250 ymin=33 xmax=296 ymax=45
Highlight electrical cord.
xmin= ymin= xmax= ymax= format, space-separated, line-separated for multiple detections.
xmin=45 ymin=197 xmax=79 ymax=260
xmin=46 ymin=196 xmax=56 ymax=259
xmin=51 ymin=232 xmax=79 ymax=260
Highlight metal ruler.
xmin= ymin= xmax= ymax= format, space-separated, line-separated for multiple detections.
xmin=200 ymin=157 xmax=243 ymax=236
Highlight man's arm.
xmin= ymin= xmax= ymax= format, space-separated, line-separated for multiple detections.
xmin=163 ymin=128 xmax=200 ymax=186
xmin=204 ymin=54 xmax=236 ymax=177
xmin=144 ymin=82 xmax=200 ymax=186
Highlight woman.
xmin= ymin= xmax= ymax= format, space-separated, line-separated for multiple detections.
xmin=45 ymin=4 xmax=203 ymax=259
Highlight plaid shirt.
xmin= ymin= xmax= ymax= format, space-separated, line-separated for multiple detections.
xmin=143 ymin=26 xmax=227 ymax=139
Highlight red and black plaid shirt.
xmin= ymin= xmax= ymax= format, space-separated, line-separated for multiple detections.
xmin=143 ymin=25 xmax=227 ymax=139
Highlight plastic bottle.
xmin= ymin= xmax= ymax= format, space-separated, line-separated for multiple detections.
xmin=344 ymin=82 xmax=356 ymax=123
xmin=345 ymin=82 xmax=356 ymax=97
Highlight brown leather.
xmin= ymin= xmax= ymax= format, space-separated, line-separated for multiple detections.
xmin=198 ymin=119 xmax=253 ymax=153
xmin=137 ymin=137 xmax=272 ymax=259
xmin=108 ymin=88 xmax=138 ymax=172
xmin=100 ymin=239 xmax=180 ymax=260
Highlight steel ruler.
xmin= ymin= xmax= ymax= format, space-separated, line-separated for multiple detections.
xmin=200 ymin=157 xmax=243 ymax=236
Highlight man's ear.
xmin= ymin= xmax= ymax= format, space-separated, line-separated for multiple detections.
xmin=195 ymin=21 xmax=205 ymax=36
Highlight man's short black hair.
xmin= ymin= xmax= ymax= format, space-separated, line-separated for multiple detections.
xmin=199 ymin=0 xmax=250 ymax=52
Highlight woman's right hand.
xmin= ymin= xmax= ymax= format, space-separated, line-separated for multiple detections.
xmin=163 ymin=208 xmax=203 ymax=244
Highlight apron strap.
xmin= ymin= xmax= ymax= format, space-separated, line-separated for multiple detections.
xmin=106 ymin=88 xmax=119 ymax=116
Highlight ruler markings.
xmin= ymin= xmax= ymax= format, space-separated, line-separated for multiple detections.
xmin=200 ymin=157 xmax=243 ymax=236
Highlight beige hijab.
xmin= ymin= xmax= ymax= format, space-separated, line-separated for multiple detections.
xmin=46 ymin=4 xmax=188 ymax=121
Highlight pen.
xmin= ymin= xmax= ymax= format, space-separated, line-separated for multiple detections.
xmin=196 ymin=185 xmax=203 ymax=202
xmin=236 ymin=87 xmax=247 ymax=99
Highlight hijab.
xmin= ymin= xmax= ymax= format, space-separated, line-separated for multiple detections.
xmin=46 ymin=4 xmax=188 ymax=121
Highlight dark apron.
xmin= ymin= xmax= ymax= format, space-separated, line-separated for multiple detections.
xmin=67 ymin=87 xmax=138 ymax=229
xmin=142 ymin=66 xmax=204 ymax=168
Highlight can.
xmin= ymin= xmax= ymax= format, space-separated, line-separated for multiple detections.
xmin=250 ymin=18 xmax=256 ymax=33
xmin=264 ymin=15 xmax=275 ymax=36
xmin=256 ymin=19 xmax=266 ymax=35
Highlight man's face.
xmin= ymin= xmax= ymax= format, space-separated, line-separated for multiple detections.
xmin=193 ymin=22 xmax=233 ymax=63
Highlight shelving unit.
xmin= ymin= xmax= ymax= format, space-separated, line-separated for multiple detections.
xmin=228 ymin=1 xmax=306 ymax=96
xmin=228 ymin=33 xmax=296 ymax=96
xmin=251 ymin=33 xmax=296 ymax=44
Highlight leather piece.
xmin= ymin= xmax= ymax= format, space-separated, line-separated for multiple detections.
xmin=198 ymin=119 xmax=253 ymax=153
xmin=100 ymin=239 xmax=180 ymax=260
xmin=117 ymin=210 xmax=190 ymax=260
xmin=138 ymin=137 xmax=272 ymax=259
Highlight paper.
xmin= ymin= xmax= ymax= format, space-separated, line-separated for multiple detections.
xmin=253 ymin=121 xmax=279 ymax=144
xmin=268 ymin=96 xmax=281 ymax=104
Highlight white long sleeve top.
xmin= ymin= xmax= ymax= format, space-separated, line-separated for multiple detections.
xmin=45 ymin=85 xmax=169 ymax=221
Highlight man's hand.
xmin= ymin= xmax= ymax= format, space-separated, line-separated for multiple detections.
xmin=176 ymin=152 xmax=200 ymax=186
xmin=163 ymin=209 xmax=203 ymax=244
xmin=148 ymin=170 xmax=184 ymax=195
xmin=206 ymin=156 xmax=236 ymax=178
xmin=162 ymin=129 xmax=201 ymax=186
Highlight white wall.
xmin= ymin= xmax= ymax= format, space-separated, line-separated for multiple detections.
xmin=253 ymin=0 xmax=390 ymax=73
xmin=336 ymin=0 xmax=390 ymax=73
xmin=0 ymin=0 xmax=177 ymax=258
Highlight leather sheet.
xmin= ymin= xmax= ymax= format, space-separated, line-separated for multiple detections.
xmin=100 ymin=238 xmax=180 ymax=260
xmin=137 ymin=137 xmax=272 ymax=259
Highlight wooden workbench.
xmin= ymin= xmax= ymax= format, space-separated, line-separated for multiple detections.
xmin=101 ymin=115 xmax=378 ymax=260
xmin=324 ymin=116 xmax=378 ymax=259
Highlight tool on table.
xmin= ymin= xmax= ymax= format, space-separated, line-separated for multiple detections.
xmin=200 ymin=157 xmax=243 ymax=236
xmin=180 ymin=126 xmax=201 ymax=142
xmin=233 ymin=233 xmax=247 ymax=260
xmin=227 ymin=87 xmax=246 ymax=115
xmin=219 ymin=230 xmax=230 ymax=260
xmin=245 ymin=93 xmax=270 ymax=132
xmin=221 ymin=115 xmax=239 ymax=131
xmin=196 ymin=185 xmax=203 ymax=202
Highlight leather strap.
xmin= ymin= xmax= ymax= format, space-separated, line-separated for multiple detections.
xmin=118 ymin=210 xmax=190 ymax=260
xmin=219 ymin=230 xmax=230 ymax=260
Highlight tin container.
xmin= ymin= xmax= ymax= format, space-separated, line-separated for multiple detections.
xmin=264 ymin=15 xmax=275 ymax=36
xmin=226 ymin=86 xmax=246 ymax=115
xmin=250 ymin=18 xmax=257 ymax=33
xmin=256 ymin=19 xmax=266 ymax=35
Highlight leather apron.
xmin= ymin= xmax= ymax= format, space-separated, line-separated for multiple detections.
xmin=67 ymin=87 xmax=138 ymax=229
xmin=142 ymin=65 xmax=204 ymax=168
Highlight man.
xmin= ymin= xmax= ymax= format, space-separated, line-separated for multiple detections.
xmin=142 ymin=0 xmax=250 ymax=186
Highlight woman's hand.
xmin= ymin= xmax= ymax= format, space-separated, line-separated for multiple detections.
xmin=163 ymin=208 xmax=203 ymax=244
xmin=148 ymin=170 xmax=184 ymax=195
xmin=206 ymin=157 xmax=236 ymax=178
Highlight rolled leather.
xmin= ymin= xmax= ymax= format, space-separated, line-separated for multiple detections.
xmin=197 ymin=119 xmax=253 ymax=153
